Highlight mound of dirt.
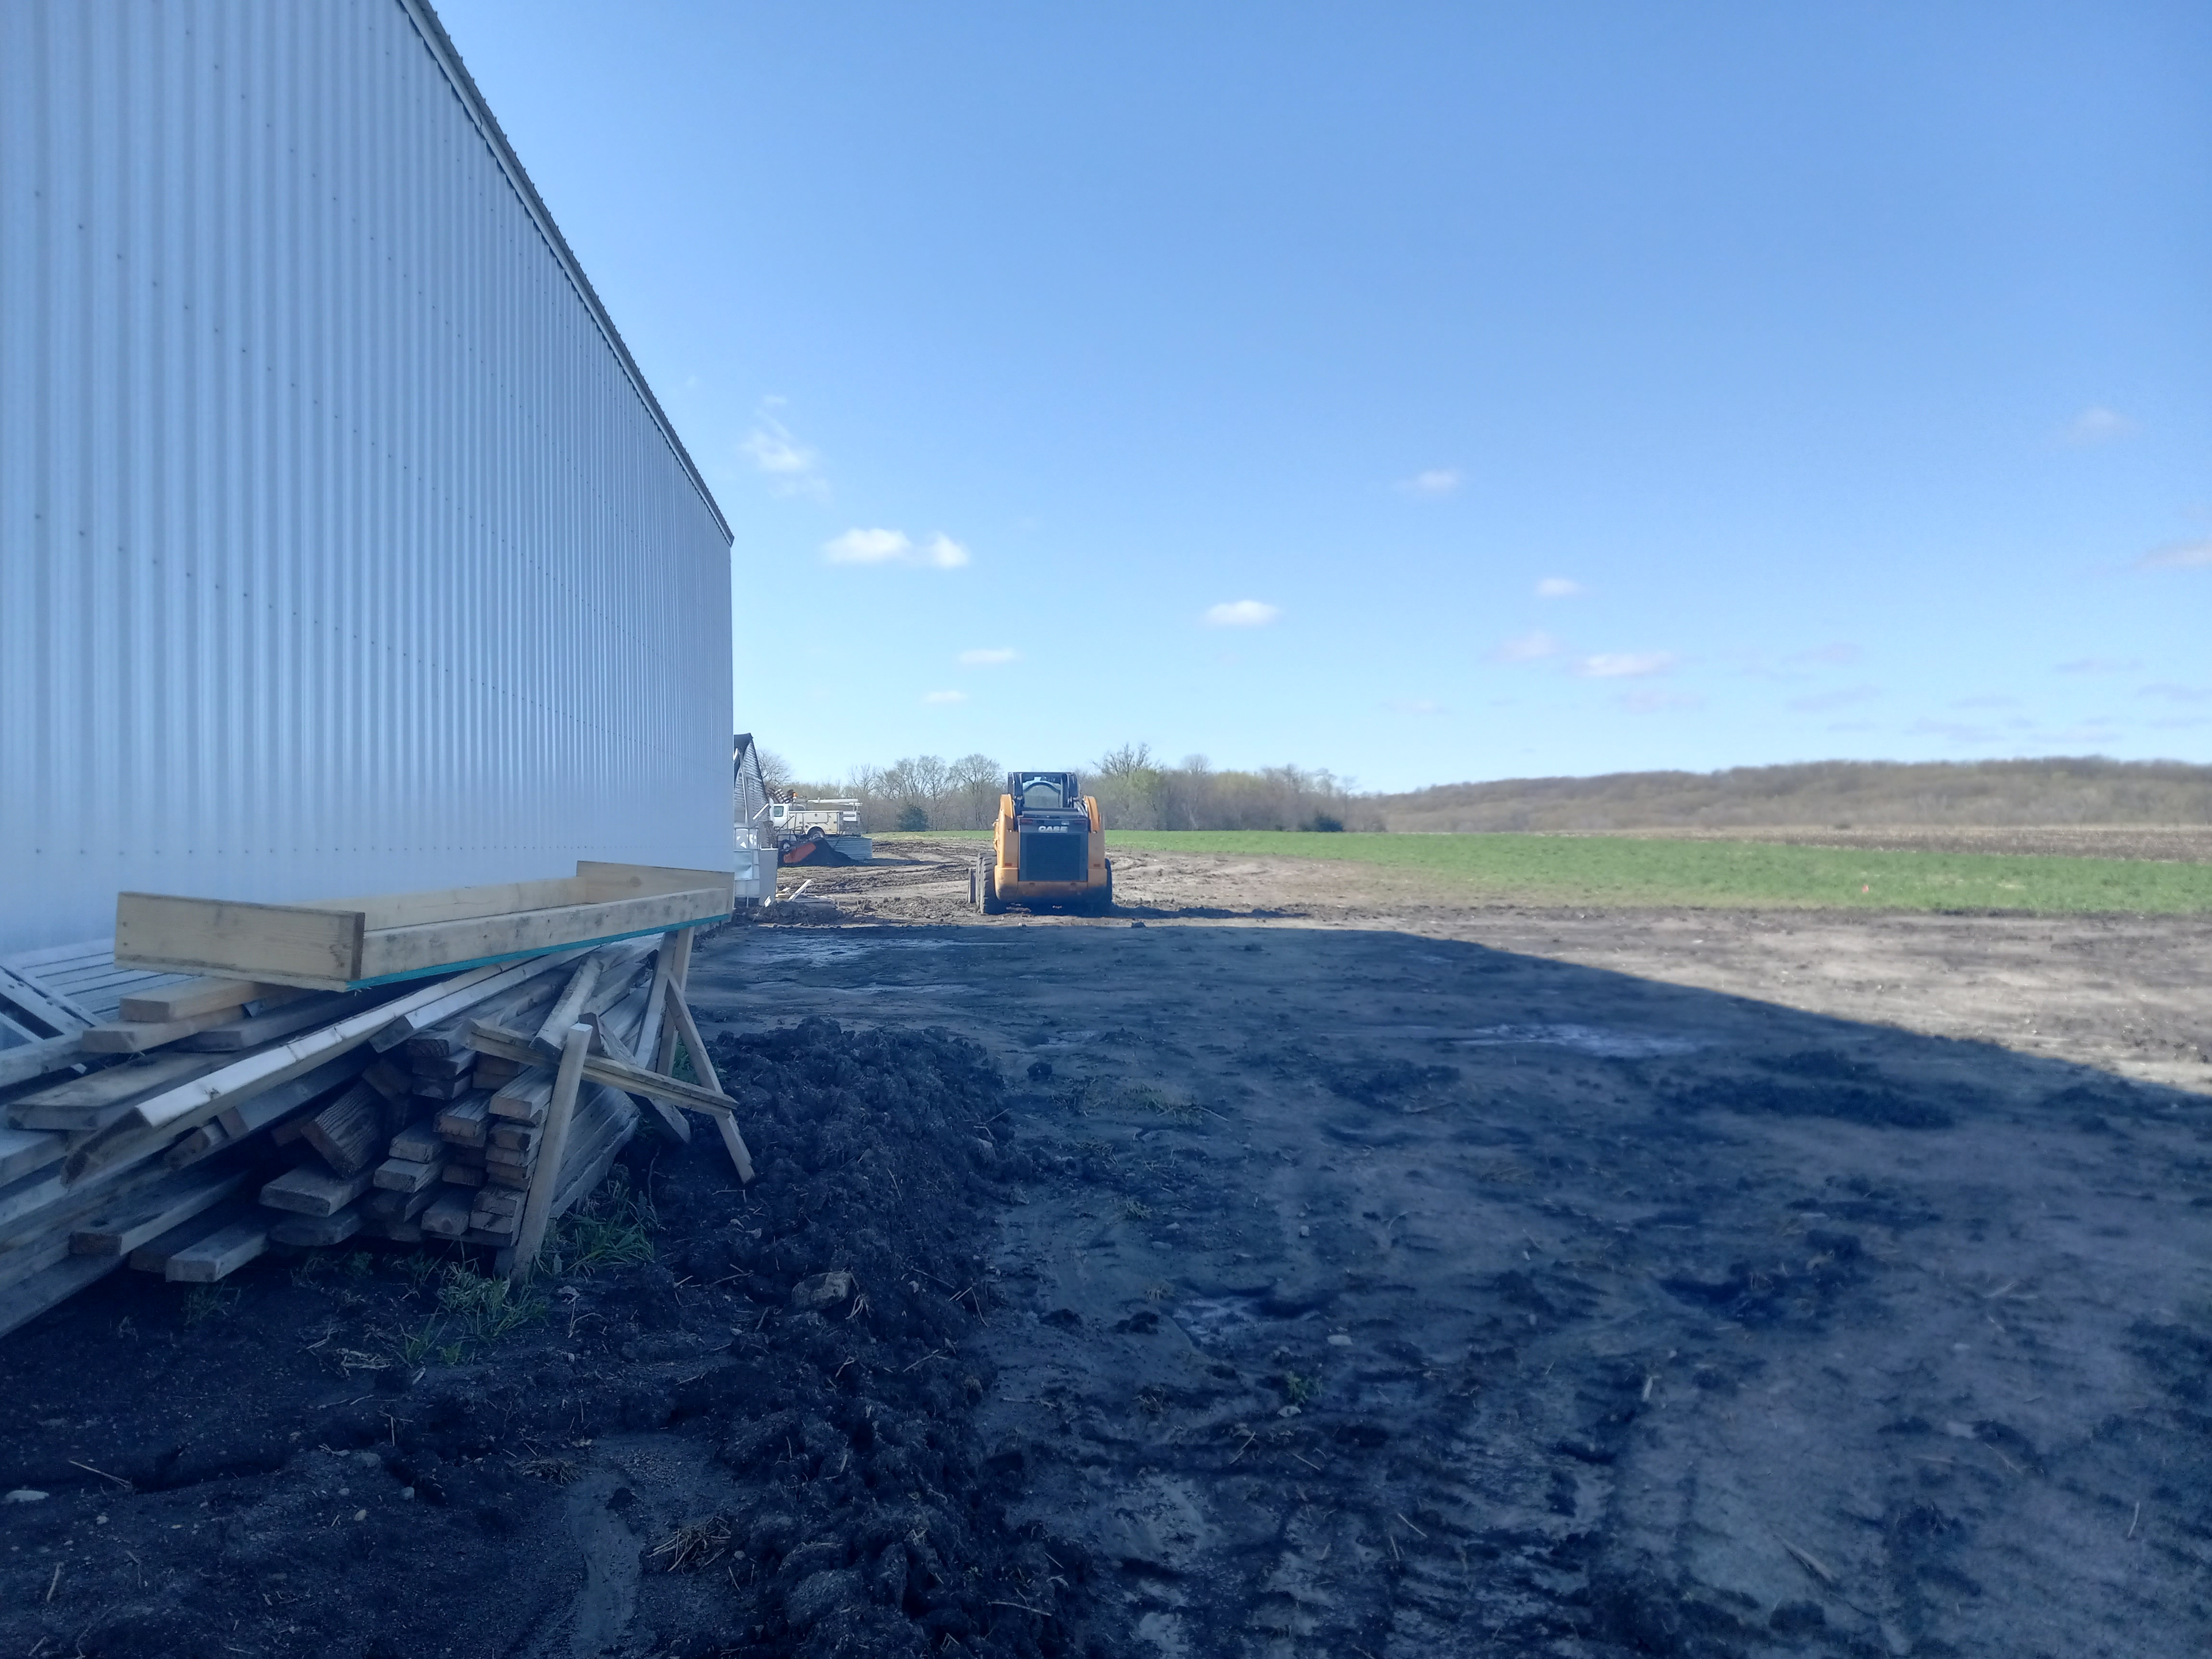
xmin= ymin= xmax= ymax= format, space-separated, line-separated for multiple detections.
xmin=0 ymin=1019 xmax=1107 ymax=1659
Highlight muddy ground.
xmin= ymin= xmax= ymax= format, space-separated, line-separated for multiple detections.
xmin=3 ymin=838 xmax=2210 ymax=1657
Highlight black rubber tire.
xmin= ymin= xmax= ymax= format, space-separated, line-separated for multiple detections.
xmin=1092 ymin=860 xmax=1114 ymax=915
xmin=980 ymin=859 xmax=1006 ymax=915
xmin=968 ymin=864 xmax=978 ymax=908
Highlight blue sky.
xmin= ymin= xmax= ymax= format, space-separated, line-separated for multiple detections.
xmin=440 ymin=1 xmax=2210 ymax=793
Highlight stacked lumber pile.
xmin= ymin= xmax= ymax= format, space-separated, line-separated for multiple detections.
xmin=0 ymin=926 xmax=749 ymax=1340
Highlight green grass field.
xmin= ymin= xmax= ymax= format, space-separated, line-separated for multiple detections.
xmin=1059 ymin=830 xmax=2212 ymax=913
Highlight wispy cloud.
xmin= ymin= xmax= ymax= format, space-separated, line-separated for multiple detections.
xmin=958 ymin=647 xmax=1019 ymax=666
xmin=739 ymin=401 xmax=828 ymax=498
xmin=1620 ymin=690 xmax=1702 ymax=713
xmin=1908 ymin=717 xmax=2003 ymax=745
xmin=2137 ymin=539 xmax=2212 ymax=571
xmin=1789 ymin=642 xmax=1861 ymax=667
xmin=922 ymin=689 xmax=967 ymax=705
xmin=1492 ymin=630 xmax=1559 ymax=663
xmin=1395 ymin=468 xmax=1460 ymax=498
xmin=2056 ymin=656 xmax=2139 ymax=674
xmin=1534 ymin=577 xmax=1585 ymax=599
xmin=2138 ymin=683 xmax=2212 ymax=703
xmin=1952 ymin=694 xmax=2020 ymax=709
xmin=1787 ymin=684 xmax=1880 ymax=714
xmin=1202 ymin=600 xmax=1280 ymax=628
xmin=2061 ymin=405 xmax=2133 ymax=446
xmin=823 ymin=529 xmax=970 ymax=569
xmin=1576 ymin=651 xmax=1676 ymax=679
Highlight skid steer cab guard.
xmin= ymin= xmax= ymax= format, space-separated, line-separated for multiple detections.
xmin=972 ymin=771 xmax=1113 ymax=915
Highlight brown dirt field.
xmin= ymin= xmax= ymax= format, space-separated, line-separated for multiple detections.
xmin=716 ymin=838 xmax=2212 ymax=1655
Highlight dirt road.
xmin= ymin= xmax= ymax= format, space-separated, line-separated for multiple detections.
xmin=694 ymin=839 xmax=2212 ymax=1655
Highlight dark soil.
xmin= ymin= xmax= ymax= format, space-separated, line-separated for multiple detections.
xmin=0 ymin=1019 xmax=1109 ymax=1659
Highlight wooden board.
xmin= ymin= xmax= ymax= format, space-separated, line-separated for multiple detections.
xmin=64 ymin=966 xmax=502 ymax=1181
xmin=116 ymin=865 xmax=732 ymax=991
xmin=259 ymin=1164 xmax=373 ymax=1217
xmin=212 ymin=1051 xmax=369 ymax=1142
xmin=179 ymin=990 xmax=363 ymax=1051
xmin=71 ymin=1169 xmax=247 ymax=1256
xmin=119 ymin=976 xmax=299 ymax=1023
xmin=9 ymin=1049 xmax=236 ymax=1132
xmin=420 ymin=1190 xmax=476 ymax=1239
xmin=165 ymin=1220 xmax=270 ymax=1283
xmin=269 ymin=1206 xmax=362 ymax=1248
xmin=297 ymin=1083 xmax=384 ymax=1177
xmin=373 ymin=1155 xmax=443 ymax=1194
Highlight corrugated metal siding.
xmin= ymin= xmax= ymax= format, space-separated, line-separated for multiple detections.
xmin=0 ymin=0 xmax=734 ymax=956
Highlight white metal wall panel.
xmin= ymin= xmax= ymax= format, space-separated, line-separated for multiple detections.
xmin=0 ymin=0 xmax=734 ymax=956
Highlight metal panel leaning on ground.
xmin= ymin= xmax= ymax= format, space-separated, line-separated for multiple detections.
xmin=0 ymin=0 xmax=734 ymax=958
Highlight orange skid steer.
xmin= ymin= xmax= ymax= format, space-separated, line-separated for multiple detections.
xmin=971 ymin=771 xmax=1112 ymax=915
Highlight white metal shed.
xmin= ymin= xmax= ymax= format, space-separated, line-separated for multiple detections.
xmin=0 ymin=0 xmax=734 ymax=957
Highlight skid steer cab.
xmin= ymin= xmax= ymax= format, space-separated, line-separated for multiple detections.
xmin=972 ymin=770 xmax=1113 ymax=915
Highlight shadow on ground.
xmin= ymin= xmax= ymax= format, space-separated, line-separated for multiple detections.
xmin=0 ymin=916 xmax=2203 ymax=1659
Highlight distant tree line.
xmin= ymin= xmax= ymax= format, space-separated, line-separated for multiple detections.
xmin=770 ymin=753 xmax=2212 ymax=835
xmin=1370 ymin=757 xmax=2212 ymax=831
xmin=784 ymin=745 xmax=1374 ymax=833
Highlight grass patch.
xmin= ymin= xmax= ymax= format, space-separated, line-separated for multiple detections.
xmin=1094 ymin=830 xmax=2212 ymax=914
xmin=542 ymin=1165 xmax=657 ymax=1277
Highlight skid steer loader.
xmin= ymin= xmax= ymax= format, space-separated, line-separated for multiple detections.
xmin=971 ymin=771 xmax=1112 ymax=915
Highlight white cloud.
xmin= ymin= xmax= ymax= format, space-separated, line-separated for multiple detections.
xmin=958 ymin=647 xmax=1019 ymax=666
xmin=1493 ymin=630 xmax=1559 ymax=663
xmin=1202 ymin=600 xmax=1280 ymax=628
xmin=922 ymin=689 xmax=967 ymax=705
xmin=1395 ymin=468 xmax=1461 ymax=498
xmin=824 ymin=528 xmax=913 ymax=564
xmin=2056 ymin=657 xmax=2139 ymax=674
xmin=2062 ymin=405 xmax=2133 ymax=446
xmin=2138 ymin=683 xmax=2212 ymax=703
xmin=1534 ymin=577 xmax=1585 ymax=599
xmin=739 ymin=404 xmax=828 ymax=497
xmin=822 ymin=528 xmax=970 ymax=569
xmin=2137 ymin=539 xmax=2212 ymax=570
xmin=1576 ymin=651 xmax=1676 ymax=679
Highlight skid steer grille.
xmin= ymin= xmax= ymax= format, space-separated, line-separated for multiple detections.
xmin=1018 ymin=830 xmax=1087 ymax=883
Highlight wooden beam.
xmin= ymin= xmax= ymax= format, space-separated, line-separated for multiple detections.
xmin=81 ymin=1007 xmax=242 ymax=1054
xmin=631 ymin=931 xmax=681 ymax=1082
xmin=510 ymin=1023 xmax=589 ymax=1280
xmin=592 ymin=1013 xmax=690 ymax=1145
xmin=531 ymin=959 xmax=602 ymax=1058
xmin=119 ymin=977 xmax=300 ymax=1023
xmin=180 ymin=990 xmax=369 ymax=1051
xmin=465 ymin=1022 xmax=736 ymax=1118
xmin=115 ymin=893 xmax=364 ymax=988
xmin=649 ymin=928 xmax=695 ymax=1074
xmin=665 ymin=985 xmax=753 ymax=1184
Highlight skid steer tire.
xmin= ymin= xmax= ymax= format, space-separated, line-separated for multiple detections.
xmin=1086 ymin=861 xmax=1114 ymax=916
xmin=979 ymin=860 xmax=1006 ymax=915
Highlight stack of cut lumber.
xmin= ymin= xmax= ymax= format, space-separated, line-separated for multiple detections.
xmin=0 ymin=921 xmax=745 ymax=1341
